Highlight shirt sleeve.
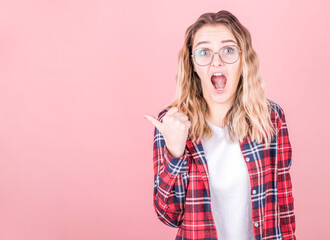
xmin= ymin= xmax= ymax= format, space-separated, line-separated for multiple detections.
xmin=276 ymin=106 xmax=296 ymax=240
xmin=152 ymin=111 xmax=190 ymax=228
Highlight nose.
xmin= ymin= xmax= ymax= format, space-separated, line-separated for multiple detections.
xmin=211 ymin=52 xmax=224 ymax=66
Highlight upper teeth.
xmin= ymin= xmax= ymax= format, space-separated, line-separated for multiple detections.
xmin=213 ymin=72 xmax=223 ymax=76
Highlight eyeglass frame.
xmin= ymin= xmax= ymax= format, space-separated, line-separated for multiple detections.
xmin=191 ymin=45 xmax=242 ymax=66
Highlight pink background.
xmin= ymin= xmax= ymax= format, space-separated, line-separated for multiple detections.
xmin=0 ymin=0 xmax=329 ymax=239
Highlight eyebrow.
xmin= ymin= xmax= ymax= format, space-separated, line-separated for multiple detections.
xmin=194 ymin=39 xmax=237 ymax=49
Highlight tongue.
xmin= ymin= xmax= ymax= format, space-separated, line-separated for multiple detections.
xmin=211 ymin=75 xmax=227 ymax=89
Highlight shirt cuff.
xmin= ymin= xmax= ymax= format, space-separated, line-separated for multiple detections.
xmin=163 ymin=145 xmax=189 ymax=175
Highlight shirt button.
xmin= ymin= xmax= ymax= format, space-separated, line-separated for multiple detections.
xmin=183 ymin=160 xmax=187 ymax=165
xmin=246 ymin=157 xmax=250 ymax=162
xmin=252 ymin=190 xmax=257 ymax=194
xmin=255 ymin=222 xmax=259 ymax=227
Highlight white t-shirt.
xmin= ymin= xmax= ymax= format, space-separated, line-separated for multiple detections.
xmin=200 ymin=119 xmax=255 ymax=240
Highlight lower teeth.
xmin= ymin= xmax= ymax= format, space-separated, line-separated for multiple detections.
xmin=215 ymin=85 xmax=224 ymax=90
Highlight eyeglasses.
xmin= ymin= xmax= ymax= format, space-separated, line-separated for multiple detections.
xmin=191 ymin=45 xmax=241 ymax=66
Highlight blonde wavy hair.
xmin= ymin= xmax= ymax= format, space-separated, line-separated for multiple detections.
xmin=166 ymin=10 xmax=276 ymax=145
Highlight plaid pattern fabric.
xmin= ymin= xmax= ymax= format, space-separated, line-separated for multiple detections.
xmin=152 ymin=99 xmax=296 ymax=240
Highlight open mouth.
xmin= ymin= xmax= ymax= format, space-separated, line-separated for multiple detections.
xmin=211 ymin=74 xmax=227 ymax=91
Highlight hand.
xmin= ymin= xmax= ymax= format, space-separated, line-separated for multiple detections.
xmin=145 ymin=107 xmax=191 ymax=158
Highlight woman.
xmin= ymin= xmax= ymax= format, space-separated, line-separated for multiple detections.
xmin=145 ymin=10 xmax=296 ymax=240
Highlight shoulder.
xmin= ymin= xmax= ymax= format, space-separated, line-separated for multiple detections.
xmin=267 ymin=99 xmax=285 ymax=119
xmin=267 ymin=98 xmax=288 ymax=134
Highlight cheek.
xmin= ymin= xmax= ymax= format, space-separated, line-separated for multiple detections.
xmin=227 ymin=66 xmax=241 ymax=89
xmin=231 ymin=63 xmax=241 ymax=74
xmin=229 ymin=63 xmax=242 ymax=81
xmin=195 ymin=69 xmax=209 ymax=84
xmin=201 ymin=74 xmax=211 ymax=88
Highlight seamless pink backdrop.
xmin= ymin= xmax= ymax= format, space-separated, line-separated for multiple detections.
xmin=0 ymin=0 xmax=329 ymax=239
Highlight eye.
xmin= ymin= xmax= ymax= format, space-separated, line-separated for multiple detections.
xmin=197 ymin=49 xmax=210 ymax=56
xmin=223 ymin=46 xmax=235 ymax=54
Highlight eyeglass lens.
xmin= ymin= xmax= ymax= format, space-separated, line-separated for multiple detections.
xmin=193 ymin=45 xmax=240 ymax=66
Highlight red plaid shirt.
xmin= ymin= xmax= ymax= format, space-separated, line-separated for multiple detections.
xmin=152 ymin=100 xmax=296 ymax=240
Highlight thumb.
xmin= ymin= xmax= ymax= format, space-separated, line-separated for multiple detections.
xmin=144 ymin=114 xmax=163 ymax=131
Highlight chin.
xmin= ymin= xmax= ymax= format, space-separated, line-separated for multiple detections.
xmin=210 ymin=90 xmax=235 ymax=105
xmin=212 ymin=96 xmax=231 ymax=104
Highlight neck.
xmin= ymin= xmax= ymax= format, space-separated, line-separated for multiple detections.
xmin=206 ymin=101 xmax=233 ymax=128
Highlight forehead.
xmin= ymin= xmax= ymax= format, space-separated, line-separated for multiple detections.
xmin=192 ymin=24 xmax=237 ymax=49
